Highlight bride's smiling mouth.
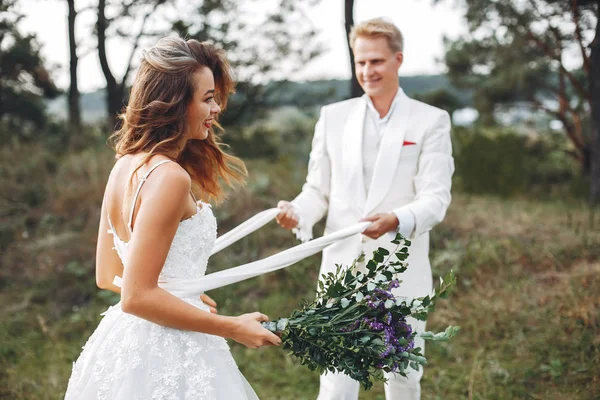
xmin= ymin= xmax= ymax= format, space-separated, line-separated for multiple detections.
xmin=203 ymin=119 xmax=213 ymax=129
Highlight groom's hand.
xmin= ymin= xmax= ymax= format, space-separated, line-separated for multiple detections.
xmin=276 ymin=200 xmax=299 ymax=230
xmin=361 ymin=213 xmax=399 ymax=240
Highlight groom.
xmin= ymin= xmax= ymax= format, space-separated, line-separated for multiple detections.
xmin=276 ymin=18 xmax=454 ymax=400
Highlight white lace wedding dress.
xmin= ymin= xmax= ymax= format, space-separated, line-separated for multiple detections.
xmin=65 ymin=161 xmax=258 ymax=400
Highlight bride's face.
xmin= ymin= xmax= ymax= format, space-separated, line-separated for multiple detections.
xmin=186 ymin=67 xmax=221 ymax=140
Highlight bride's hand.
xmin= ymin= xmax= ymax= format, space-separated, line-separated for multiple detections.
xmin=200 ymin=293 xmax=218 ymax=314
xmin=230 ymin=312 xmax=282 ymax=348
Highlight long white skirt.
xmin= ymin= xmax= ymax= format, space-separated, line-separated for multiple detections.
xmin=65 ymin=298 xmax=258 ymax=400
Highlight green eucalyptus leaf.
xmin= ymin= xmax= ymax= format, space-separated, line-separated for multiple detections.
xmin=340 ymin=298 xmax=350 ymax=308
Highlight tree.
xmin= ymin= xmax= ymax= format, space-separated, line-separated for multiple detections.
xmin=67 ymin=0 xmax=81 ymax=136
xmin=344 ymin=0 xmax=363 ymax=98
xmin=170 ymin=0 xmax=323 ymax=125
xmin=95 ymin=0 xmax=322 ymax=129
xmin=413 ymin=88 xmax=463 ymax=116
xmin=589 ymin=0 xmax=600 ymax=204
xmin=441 ymin=0 xmax=599 ymax=202
xmin=96 ymin=0 xmax=170 ymax=129
xmin=0 ymin=0 xmax=59 ymax=139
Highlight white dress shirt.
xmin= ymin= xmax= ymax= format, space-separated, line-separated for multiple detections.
xmin=364 ymin=89 xmax=416 ymax=239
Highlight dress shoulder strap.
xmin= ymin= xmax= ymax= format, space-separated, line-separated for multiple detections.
xmin=127 ymin=159 xmax=173 ymax=233
xmin=190 ymin=189 xmax=199 ymax=204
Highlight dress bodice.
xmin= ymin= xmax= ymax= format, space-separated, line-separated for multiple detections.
xmin=109 ymin=202 xmax=217 ymax=283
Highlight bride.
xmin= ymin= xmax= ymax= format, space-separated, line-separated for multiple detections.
xmin=65 ymin=37 xmax=281 ymax=399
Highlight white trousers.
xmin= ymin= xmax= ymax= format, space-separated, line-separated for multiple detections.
xmin=316 ymin=318 xmax=426 ymax=400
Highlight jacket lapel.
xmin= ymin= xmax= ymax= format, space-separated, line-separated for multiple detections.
xmin=363 ymin=89 xmax=411 ymax=215
xmin=342 ymin=98 xmax=367 ymax=215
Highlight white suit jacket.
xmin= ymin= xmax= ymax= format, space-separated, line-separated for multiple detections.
xmin=292 ymin=89 xmax=454 ymax=298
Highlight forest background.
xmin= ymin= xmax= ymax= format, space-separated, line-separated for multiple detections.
xmin=1 ymin=0 xmax=599 ymax=398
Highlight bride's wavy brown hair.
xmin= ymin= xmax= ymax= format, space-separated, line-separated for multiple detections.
xmin=111 ymin=37 xmax=246 ymax=202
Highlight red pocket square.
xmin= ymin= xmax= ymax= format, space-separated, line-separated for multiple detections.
xmin=403 ymin=141 xmax=416 ymax=146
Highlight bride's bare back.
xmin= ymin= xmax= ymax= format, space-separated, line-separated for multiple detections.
xmin=95 ymin=154 xmax=195 ymax=293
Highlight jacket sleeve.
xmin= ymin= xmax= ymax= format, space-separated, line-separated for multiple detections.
xmin=290 ymin=107 xmax=331 ymax=241
xmin=392 ymin=110 xmax=454 ymax=238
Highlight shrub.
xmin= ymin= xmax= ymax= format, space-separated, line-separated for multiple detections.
xmin=452 ymin=127 xmax=581 ymax=198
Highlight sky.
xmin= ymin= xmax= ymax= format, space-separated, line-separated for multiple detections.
xmin=16 ymin=0 xmax=467 ymax=92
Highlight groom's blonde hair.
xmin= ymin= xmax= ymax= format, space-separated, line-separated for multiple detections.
xmin=350 ymin=18 xmax=404 ymax=53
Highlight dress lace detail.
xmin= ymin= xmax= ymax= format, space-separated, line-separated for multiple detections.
xmin=160 ymin=204 xmax=217 ymax=282
xmin=65 ymin=203 xmax=257 ymax=400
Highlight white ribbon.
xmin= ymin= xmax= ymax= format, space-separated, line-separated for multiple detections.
xmin=110 ymin=208 xmax=371 ymax=300
xmin=210 ymin=208 xmax=282 ymax=255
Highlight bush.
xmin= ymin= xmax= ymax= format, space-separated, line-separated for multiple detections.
xmin=0 ymin=141 xmax=113 ymax=287
xmin=452 ymin=127 xmax=581 ymax=198
xmin=224 ymin=106 xmax=315 ymax=161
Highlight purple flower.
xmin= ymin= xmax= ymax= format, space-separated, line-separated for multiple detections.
xmin=396 ymin=339 xmax=415 ymax=353
xmin=383 ymin=326 xmax=397 ymax=346
xmin=361 ymin=317 xmax=385 ymax=331
xmin=380 ymin=343 xmax=394 ymax=358
xmin=384 ymin=312 xmax=392 ymax=325
xmin=395 ymin=319 xmax=412 ymax=336
xmin=388 ymin=279 xmax=400 ymax=289
xmin=373 ymin=288 xmax=394 ymax=300
xmin=340 ymin=319 xmax=361 ymax=332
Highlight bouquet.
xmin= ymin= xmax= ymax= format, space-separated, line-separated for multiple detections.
xmin=262 ymin=234 xmax=459 ymax=390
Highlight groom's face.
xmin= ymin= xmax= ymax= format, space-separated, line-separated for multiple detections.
xmin=353 ymin=36 xmax=403 ymax=100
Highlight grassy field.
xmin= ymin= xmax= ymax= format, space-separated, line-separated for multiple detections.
xmin=1 ymin=145 xmax=599 ymax=399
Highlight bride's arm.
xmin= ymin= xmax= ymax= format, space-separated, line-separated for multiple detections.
xmin=119 ymin=166 xmax=280 ymax=348
xmin=96 ymin=190 xmax=123 ymax=294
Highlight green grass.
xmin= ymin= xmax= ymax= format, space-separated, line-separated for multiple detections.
xmin=1 ymin=144 xmax=599 ymax=399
